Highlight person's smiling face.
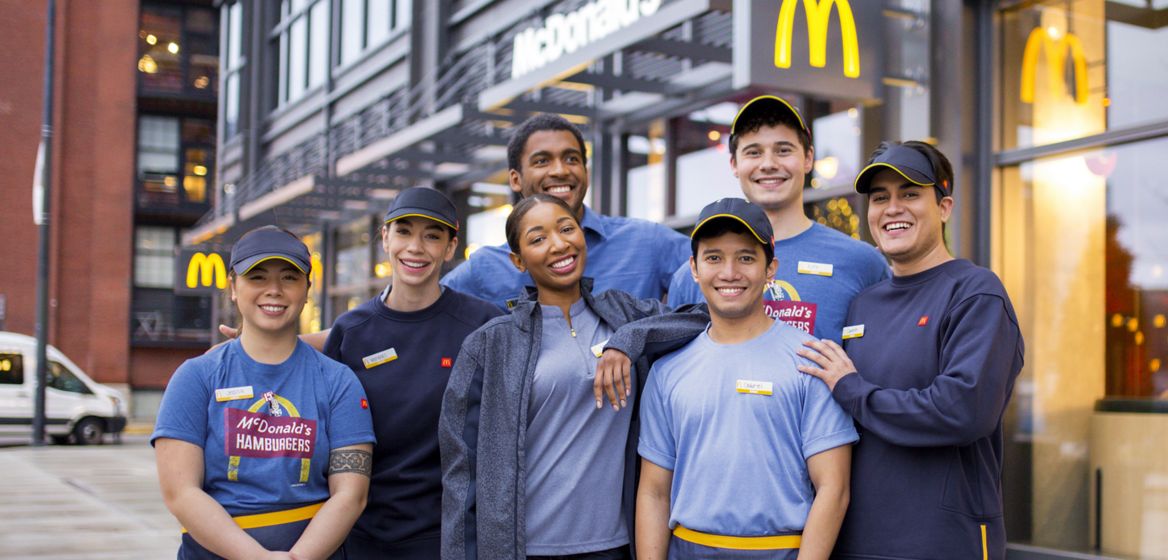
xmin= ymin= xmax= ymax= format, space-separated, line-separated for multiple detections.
xmin=732 ymin=123 xmax=814 ymax=212
xmin=381 ymin=217 xmax=456 ymax=289
xmin=866 ymin=168 xmax=952 ymax=268
xmin=692 ymin=229 xmax=777 ymax=321
xmin=509 ymin=201 xmax=587 ymax=296
xmin=510 ymin=130 xmax=590 ymax=218
xmin=230 ymin=260 xmax=309 ymax=336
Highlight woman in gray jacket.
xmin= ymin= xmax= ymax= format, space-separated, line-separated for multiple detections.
xmin=439 ymin=194 xmax=704 ymax=560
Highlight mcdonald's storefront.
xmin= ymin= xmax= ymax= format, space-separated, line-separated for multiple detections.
xmin=190 ymin=0 xmax=1168 ymax=557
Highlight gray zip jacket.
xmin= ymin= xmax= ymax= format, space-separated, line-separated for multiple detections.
xmin=439 ymin=278 xmax=708 ymax=560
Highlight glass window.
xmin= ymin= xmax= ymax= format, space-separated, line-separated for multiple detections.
xmin=0 ymin=353 xmax=23 ymax=385
xmin=999 ymin=0 xmax=1168 ymax=151
xmin=300 ymin=233 xmax=324 ymax=334
xmin=138 ymin=4 xmax=218 ymax=97
xmin=138 ymin=116 xmax=180 ymax=195
xmin=137 ymin=116 xmax=214 ymax=208
xmin=335 ymin=216 xmax=373 ymax=288
xmin=276 ymin=0 xmax=329 ymax=106
xmin=340 ymin=0 xmax=365 ymax=66
xmin=368 ymin=0 xmax=392 ymax=46
xmin=138 ymin=6 xmax=183 ymax=92
xmin=882 ymin=0 xmax=931 ymax=141
xmin=47 ymin=362 xmax=92 ymax=395
xmin=338 ymin=0 xmax=409 ymax=68
xmin=135 ymin=226 xmax=177 ymax=289
xmin=222 ymin=2 xmax=244 ymax=138
xmin=995 ymin=136 xmax=1168 ymax=555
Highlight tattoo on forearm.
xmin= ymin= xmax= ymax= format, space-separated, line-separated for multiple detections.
xmin=328 ymin=449 xmax=372 ymax=477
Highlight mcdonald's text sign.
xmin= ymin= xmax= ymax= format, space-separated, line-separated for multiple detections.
xmin=734 ymin=0 xmax=882 ymax=100
xmin=176 ymin=249 xmax=230 ymax=295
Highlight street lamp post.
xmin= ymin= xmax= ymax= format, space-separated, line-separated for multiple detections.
xmin=31 ymin=0 xmax=57 ymax=446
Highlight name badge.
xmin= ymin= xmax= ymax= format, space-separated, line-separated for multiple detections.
xmin=842 ymin=324 xmax=865 ymax=340
xmin=797 ymin=261 xmax=834 ymax=277
xmin=215 ymin=386 xmax=254 ymax=402
xmin=362 ymin=348 xmax=398 ymax=369
xmin=735 ymin=379 xmax=773 ymax=396
xmin=591 ymin=339 xmax=610 ymax=358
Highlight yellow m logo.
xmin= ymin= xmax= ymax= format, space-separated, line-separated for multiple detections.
xmin=1020 ymin=28 xmax=1088 ymax=105
xmin=186 ymin=252 xmax=228 ymax=289
xmin=775 ymin=0 xmax=861 ymax=79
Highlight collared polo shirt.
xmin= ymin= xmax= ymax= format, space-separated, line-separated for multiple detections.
xmin=441 ymin=206 xmax=689 ymax=309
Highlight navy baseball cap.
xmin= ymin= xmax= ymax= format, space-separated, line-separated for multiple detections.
xmin=690 ymin=198 xmax=775 ymax=261
xmin=854 ymin=144 xmax=950 ymax=196
xmin=384 ymin=187 xmax=459 ymax=232
xmin=730 ymin=95 xmax=810 ymax=139
xmin=229 ymin=226 xmax=312 ymax=276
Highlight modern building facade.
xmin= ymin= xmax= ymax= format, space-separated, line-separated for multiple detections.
xmin=189 ymin=0 xmax=1167 ymax=558
xmin=0 ymin=0 xmax=219 ymax=415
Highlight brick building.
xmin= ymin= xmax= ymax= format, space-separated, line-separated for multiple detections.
xmin=0 ymin=0 xmax=218 ymax=415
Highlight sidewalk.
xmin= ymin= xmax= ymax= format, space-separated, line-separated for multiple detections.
xmin=0 ymin=435 xmax=181 ymax=559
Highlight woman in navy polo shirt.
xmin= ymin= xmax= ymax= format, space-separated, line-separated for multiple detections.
xmin=152 ymin=226 xmax=376 ymax=559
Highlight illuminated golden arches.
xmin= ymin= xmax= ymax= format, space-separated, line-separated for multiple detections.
xmin=1020 ymin=27 xmax=1088 ymax=105
xmin=186 ymin=252 xmax=228 ymax=289
xmin=775 ymin=0 xmax=861 ymax=79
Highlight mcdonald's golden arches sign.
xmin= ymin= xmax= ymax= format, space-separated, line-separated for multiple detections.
xmin=175 ymin=249 xmax=230 ymax=295
xmin=734 ymin=0 xmax=882 ymax=100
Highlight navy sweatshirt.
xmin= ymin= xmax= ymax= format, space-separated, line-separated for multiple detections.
xmin=831 ymin=259 xmax=1024 ymax=560
xmin=324 ymin=287 xmax=501 ymax=555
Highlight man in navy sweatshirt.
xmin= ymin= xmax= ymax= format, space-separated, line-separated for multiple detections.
xmin=796 ymin=141 xmax=1024 ymax=560
xmin=323 ymin=187 xmax=501 ymax=558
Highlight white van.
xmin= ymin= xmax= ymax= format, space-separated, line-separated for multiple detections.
xmin=0 ymin=332 xmax=127 ymax=444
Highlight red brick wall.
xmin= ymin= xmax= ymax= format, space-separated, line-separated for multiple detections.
xmin=131 ymin=347 xmax=204 ymax=390
xmin=0 ymin=1 xmax=138 ymax=385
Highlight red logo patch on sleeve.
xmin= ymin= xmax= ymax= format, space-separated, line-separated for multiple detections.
xmin=917 ymin=315 xmax=929 ymax=327
xmin=440 ymin=357 xmax=453 ymax=368
xmin=360 ymin=398 xmax=369 ymax=409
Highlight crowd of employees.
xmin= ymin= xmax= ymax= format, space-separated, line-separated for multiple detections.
xmin=153 ymin=95 xmax=1023 ymax=560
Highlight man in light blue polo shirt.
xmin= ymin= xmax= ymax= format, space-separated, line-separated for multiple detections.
xmin=441 ymin=114 xmax=689 ymax=309
xmin=636 ymin=198 xmax=857 ymax=560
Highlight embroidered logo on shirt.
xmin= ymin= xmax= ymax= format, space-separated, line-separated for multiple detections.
xmin=360 ymin=398 xmax=369 ymax=409
xmin=440 ymin=357 xmax=453 ymax=368
xmin=842 ymin=324 xmax=865 ymax=340
xmin=735 ymin=379 xmax=774 ymax=396
xmin=362 ymin=347 xmax=398 ymax=369
xmin=917 ymin=315 xmax=929 ymax=327
xmin=797 ymin=261 xmax=834 ymax=277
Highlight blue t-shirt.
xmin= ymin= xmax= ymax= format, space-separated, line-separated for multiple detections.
xmin=638 ymin=319 xmax=858 ymax=537
xmin=525 ymin=299 xmax=628 ymax=555
xmin=442 ymin=206 xmax=689 ymax=309
xmin=152 ymin=340 xmax=376 ymax=516
xmin=323 ymin=287 xmax=501 ymax=549
xmin=669 ymin=223 xmax=888 ymax=342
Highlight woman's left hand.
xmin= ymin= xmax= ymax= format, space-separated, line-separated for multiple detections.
xmin=594 ymin=349 xmax=631 ymax=411
xmin=797 ymin=339 xmax=857 ymax=392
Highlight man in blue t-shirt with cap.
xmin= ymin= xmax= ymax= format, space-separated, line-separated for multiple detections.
xmin=636 ymin=198 xmax=857 ymax=560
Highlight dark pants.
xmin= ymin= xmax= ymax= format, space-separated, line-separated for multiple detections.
xmin=177 ymin=518 xmax=346 ymax=560
xmin=528 ymin=544 xmax=632 ymax=560
xmin=667 ymin=535 xmax=798 ymax=560
xmin=342 ymin=530 xmax=440 ymax=560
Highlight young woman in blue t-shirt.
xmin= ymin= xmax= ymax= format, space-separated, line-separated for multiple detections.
xmin=152 ymin=226 xmax=375 ymax=559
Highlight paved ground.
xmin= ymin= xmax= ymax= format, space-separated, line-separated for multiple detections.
xmin=0 ymin=432 xmax=181 ymax=559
